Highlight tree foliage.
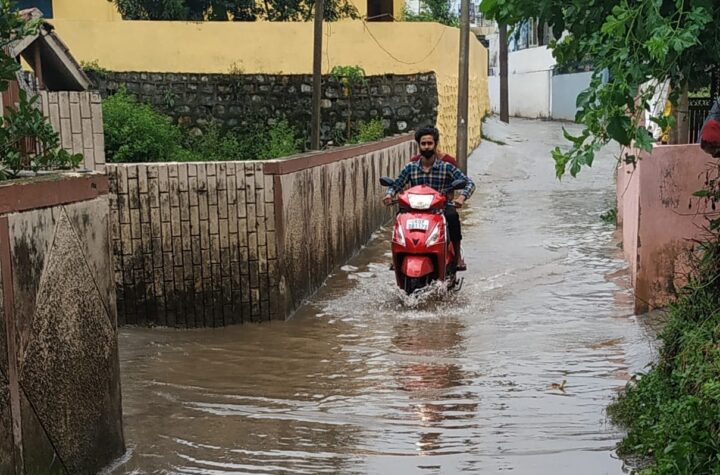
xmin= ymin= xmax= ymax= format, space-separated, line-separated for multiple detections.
xmin=479 ymin=0 xmax=720 ymax=178
xmin=0 ymin=0 xmax=38 ymax=91
xmin=402 ymin=0 xmax=458 ymax=27
xmin=111 ymin=0 xmax=359 ymax=21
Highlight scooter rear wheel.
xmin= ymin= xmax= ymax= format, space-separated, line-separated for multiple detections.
xmin=404 ymin=276 xmax=430 ymax=295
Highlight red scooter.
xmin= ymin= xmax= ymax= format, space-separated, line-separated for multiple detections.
xmin=380 ymin=177 xmax=467 ymax=294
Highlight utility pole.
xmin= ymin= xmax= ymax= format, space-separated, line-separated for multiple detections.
xmin=311 ymin=0 xmax=324 ymax=150
xmin=499 ymin=23 xmax=509 ymax=123
xmin=455 ymin=0 xmax=470 ymax=173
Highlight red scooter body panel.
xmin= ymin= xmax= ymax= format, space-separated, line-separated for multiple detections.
xmin=402 ymin=255 xmax=435 ymax=277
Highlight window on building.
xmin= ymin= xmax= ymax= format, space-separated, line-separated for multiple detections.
xmin=366 ymin=0 xmax=394 ymax=21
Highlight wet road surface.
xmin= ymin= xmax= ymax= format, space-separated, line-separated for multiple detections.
xmin=108 ymin=119 xmax=660 ymax=474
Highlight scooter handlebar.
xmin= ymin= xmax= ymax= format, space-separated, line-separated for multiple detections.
xmin=384 ymin=200 xmax=457 ymax=208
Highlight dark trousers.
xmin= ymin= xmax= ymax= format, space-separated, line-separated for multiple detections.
xmin=444 ymin=205 xmax=462 ymax=246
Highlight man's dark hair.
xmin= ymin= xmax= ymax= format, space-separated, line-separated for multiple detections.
xmin=415 ymin=125 xmax=440 ymax=143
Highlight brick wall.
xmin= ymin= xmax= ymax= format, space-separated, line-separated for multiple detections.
xmin=108 ymin=135 xmax=415 ymax=327
xmin=39 ymin=91 xmax=106 ymax=172
xmin=107 ymin=162 xmax=278 ymax=327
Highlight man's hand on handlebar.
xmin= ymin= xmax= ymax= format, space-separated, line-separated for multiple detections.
xmin=453 ymin=195 xmax=466 ymax=209
xmin=383 ymin=195 xmax=394 ymax=206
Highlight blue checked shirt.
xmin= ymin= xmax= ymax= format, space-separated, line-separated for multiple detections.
xmin=386 ymin=158 xmax=476 ymax=199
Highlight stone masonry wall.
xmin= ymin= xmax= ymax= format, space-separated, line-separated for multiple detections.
xmin=89 ymin=71 xmax=438 ymax=143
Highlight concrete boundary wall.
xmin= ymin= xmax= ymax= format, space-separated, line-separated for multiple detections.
xmin=108 ymin=134 xmax=415 ymax=327
xmin=0 ymin=173 xmax=124 ymax=474
xmin=551 ymin=72 xmax=593 ymax=121
xmin=107 ymin=160 xmax=280 ymax=327
xmin=38 ymin=91 xmax=107 ymax=173
xmin=617 ymin=145 xmax=719 ymax=313
xmin=267 ymin=136 xmax=414 ymax=316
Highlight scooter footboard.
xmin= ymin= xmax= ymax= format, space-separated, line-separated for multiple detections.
xmin=401 ymin=255 xmax=435 ymax=278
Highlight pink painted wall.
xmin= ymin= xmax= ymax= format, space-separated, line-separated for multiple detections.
xmin=618 ymin=144 xmax=718 ymax=313
xmin=617 ymin=159 xmax=640 ymax=282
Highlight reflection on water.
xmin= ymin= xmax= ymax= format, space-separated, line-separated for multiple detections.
xmin=109 ymin=120 xmax=659 ymax=475
xmin=391 ymin=318 xmax=477 ymax=458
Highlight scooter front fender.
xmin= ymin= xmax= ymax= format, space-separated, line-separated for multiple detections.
xmin=402 ymin=255 xmax=435 ymax=278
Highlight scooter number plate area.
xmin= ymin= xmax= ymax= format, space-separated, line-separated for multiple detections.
xmin=406 ymin=219 xmax=430 ymax=231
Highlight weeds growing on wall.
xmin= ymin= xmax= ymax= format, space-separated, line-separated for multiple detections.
xmin=0 ymin=91 xmax=84 ymax=179
xmin=600 ymin=207 xmax=617 ymax=226
xmin=330 ymin=65 xmax=368 ymax=142
xmin=608 ymin=163 xmax=720 ymax=474
xmin=351 ymin=119 xmax=385 ymax=144
xmin=80 ymin=59 xmax=109 ymax=78
xmin=103 ymin=87 xmax=301 ymax=162
xmin=258 ymin=119 xmax=301 ymax=159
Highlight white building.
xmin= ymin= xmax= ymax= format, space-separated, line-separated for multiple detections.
xmin=485 ymin=19 xmax=596 ymax=120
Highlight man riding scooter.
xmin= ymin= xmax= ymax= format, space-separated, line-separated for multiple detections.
xmin=382 ymin=125 xmax=475 ymax=271
xmin=407 ymin=128 xmax=466 ymax=270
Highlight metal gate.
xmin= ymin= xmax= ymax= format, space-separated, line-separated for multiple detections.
xmin=688 ymin=69 xmax=719 ymax=143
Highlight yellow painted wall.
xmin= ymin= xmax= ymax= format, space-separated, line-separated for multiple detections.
xmin=48 ymin=19 xmax=489 ymax=155
xmin=394 ymin=0 xmax=405 ymax=19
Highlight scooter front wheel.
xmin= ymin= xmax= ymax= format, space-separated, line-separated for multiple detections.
xmin=404 ymin=276 xmax=430 ymax=295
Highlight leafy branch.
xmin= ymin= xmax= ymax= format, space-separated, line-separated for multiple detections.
xmin=480 ymin=0 xmax=718 ymax=178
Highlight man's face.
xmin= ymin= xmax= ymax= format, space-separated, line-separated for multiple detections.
xmin=419 ymin=135 xmax=437 ymax=154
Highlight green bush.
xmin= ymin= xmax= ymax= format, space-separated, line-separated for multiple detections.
xmin=183 ymin=121 xmax=248 ymax=161
xmin=0 ymin=91 xmax=83 ymax=180
xmin=608 ymin=237 xmax=720 ymax=474
xmin=103 ymin=87 xmax=189 ymax=163
xmin=80 ymin=59 xmax=109 ymax=78
xmin=183 ymin=120 xmax=300 ymax=161
xmin=352 ymin=119 xmax=385 ymax=144
xmin=259 ymin=119 xmax=300 ymax=159
xmin=103 ymin=88 xmax=302 ymax=162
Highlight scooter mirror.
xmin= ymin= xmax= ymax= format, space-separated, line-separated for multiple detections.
xmin=379 ymin=177 xmax=394 ymax=187
xmin=451 ymin=179 xmax=467 ymax=190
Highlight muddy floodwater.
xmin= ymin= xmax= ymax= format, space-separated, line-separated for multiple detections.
xmin=109 ymin=120 xmax=660 ymax=475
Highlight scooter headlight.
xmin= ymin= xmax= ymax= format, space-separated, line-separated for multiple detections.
xmin=407 ymin=193 xmax=434 ymax=210
xmin=393 ymin=223 xmax=406 ymax=247
xmin=425 ymin=224 xmax=441 ymax=247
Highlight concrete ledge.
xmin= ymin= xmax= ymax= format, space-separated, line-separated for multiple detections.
xmin=0 ymin=172 xmax=108 ymax=215
xmin=263 ymin=134 xmax=414 ymax=175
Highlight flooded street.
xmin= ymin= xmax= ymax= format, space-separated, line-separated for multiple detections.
xmin=111 ymin=119 xmax=659 ymax=474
